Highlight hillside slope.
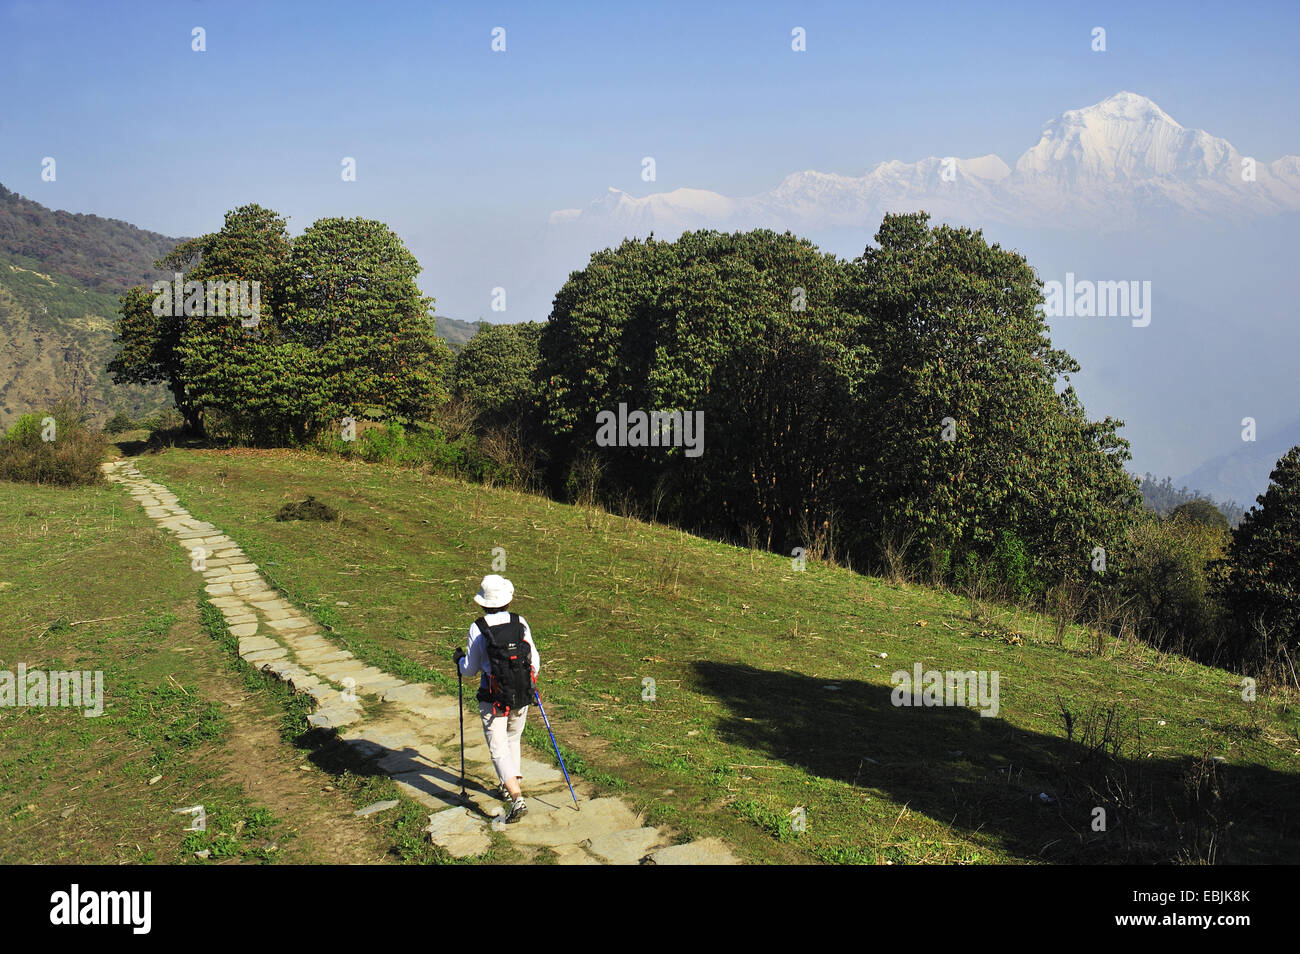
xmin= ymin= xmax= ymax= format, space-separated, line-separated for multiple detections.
xmin=0 ymin=258 xmax=169 ymax=430
xmin=137 ymin=446 xmax=1300 ymax=864
xmin=0 ymin=185 xmax=180 ymax=293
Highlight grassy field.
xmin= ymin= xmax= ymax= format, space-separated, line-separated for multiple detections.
xmin=110 ymin=445 xmax=1300 ymax=865
xmin=0 ymin=474 xmax=480 ymax=864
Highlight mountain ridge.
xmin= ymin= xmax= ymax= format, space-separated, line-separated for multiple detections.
xmin=550 ymin=92 xmax=1300 ymax=234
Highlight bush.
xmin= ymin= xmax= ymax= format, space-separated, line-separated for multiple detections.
xmin=0 ymin=402 xmax=109 ymax=487
xmin=315 ymin=418 xmax=501 ymax=483
xmin=990 ymin=530 xmax=1037 ymax=603
xmin=1114 ymin=512 xmax=1229 ymax=660
xmin=1170 ymin=499 xmax=1230 ymax=532
xmin=103 ymin=411 xmax=137 ymax=434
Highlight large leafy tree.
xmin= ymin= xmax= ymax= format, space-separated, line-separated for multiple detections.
xmin=1220 ymin=446 xmax=1300 ymax=654
xmin=113 ymin=209 xmax=450 ymax=444
xmin=270 ymin=217 xmax=450 ymax=437
xmin=538 ymin=229 xmax=864 ymax=543
xmin=109 ymin=204 xmax=290 ymax=436
xmin=451 ymin=321 xmax=545 ymax=427
xmin=538 ymin=215 xmax=1140 ymax=582
xmin=843 ymin=212 xmax=1139 ymax=582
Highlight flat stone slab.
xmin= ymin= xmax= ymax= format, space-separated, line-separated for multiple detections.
xmin=229 ymin=623 xmax=259 ymax=637
xmin=285 ymin=636 xmax=333 ymax=652
xmin=340 ymin=738 xmax=387 ymax=761
xmin=646 ymin=838 xmax=740 ymax=865
xmin=307 ymin=705 xmax=363 ymax=729
xmin=352 ymin=676 xmax=406 ymax=694
xmin=266 ymin=616 xmax=312 ymax=631
xmin=262 ymin=661 xmax=304 ymax=681
xmin=501 ymin=797 xmax=639 ymax=848
xmin=585 ymin=826 xmax=668 ymax=865
xmin=295 ymin=650 xmax=354 ymax=665
xmin=392 ymin=698 xmax=462 ymax=722
xmin=316 ymin=662 xmax=379 ymax=680
xmin=551 ymin=843 xmax=603 ymax=865
xmin=205 ymin=572 xmax=262 ymax=585
xmin=238 ymin=635 xmax=280 ymax=654
xmin=376 ymin=748 xmax=439 ymax=775
xmin=232 ymin=585 xmax=275 ymax=599
xmin=354 ymin=800 xmax=399 ymax=818
xmin=519 ymin=756 xmax=566 ymax=786
xmin=242 ymin=647 xmax=289 ymax=663
xmin=424 ymin=807 xmax=492 ymax=857
xmin=382 ymin=684 xmax=433 ymax=704
xmin=286 ymin=673 xmax=321 ymax=692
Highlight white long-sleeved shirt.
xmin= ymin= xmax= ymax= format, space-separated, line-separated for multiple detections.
xmin=458 ymin=611 xmax=540 ymax=695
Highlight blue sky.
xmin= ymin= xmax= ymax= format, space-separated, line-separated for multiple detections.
xmin=3 ymin=0 xmax=1299 ymax=486
xmin=4 ymin=0 xmax=1297 ymax=257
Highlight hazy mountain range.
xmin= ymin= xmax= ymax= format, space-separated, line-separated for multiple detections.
xmin=550 ymin=92 xmax=1300 ymax=234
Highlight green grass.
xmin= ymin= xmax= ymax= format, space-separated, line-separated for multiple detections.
xmin=0 ymin=474 xmax=421 ymax=864
xmin=131 ymin=446 xmax=1300 ymax=864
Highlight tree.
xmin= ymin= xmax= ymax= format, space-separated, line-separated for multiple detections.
xmin=1170 ymin=499 xmax=1230 ymax=532
xmin=538 ymin=229 xmax=863 ymax=542
xmin=113 ymin=208 xmax=450 ymax=445
xmin=1220 ymin=446 xmax=1300 ymax=655
xmin=109 ymin=204 xmax=290 ymax=436
xmin=843 ymin=212 xmax=1140 ymax=584
xmin=451 ymin=321 xmax=544 ymax=427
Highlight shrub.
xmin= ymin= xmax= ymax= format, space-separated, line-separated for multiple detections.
xmin=1170 ymin=499 xmax=1230 ymax=532
xmin=315 ymin=418 xmax=500 ymax=484
xmin=0 ymin=402 xmax=108 ymax=487
xmin=1114 ymin=512 xmax=1229 ymax=660
xmin=990 ymin=530 xmax=1037 ymax=603
xmin=103 ymin=411 xmax=137 ymax=434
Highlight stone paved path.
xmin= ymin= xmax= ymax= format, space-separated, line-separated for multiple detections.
xmin=102 ymin=458 xmax=738 ymax=865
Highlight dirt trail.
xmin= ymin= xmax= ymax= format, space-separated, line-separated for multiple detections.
xmin=102 ymin=458 xmax=738 ymax=865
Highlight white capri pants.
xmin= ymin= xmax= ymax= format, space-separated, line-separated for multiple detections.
xmin=479 ymin=702 xmax=528 ymax=785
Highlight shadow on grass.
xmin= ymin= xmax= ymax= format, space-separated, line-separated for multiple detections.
xmin=693 ymin=660 xmax=1300 ymax=863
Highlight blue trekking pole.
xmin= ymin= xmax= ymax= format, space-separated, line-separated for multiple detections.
xmin=533 ymin=687 xmax=579 ymax=811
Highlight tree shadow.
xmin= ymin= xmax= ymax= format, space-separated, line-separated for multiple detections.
xmin=693 ymin=660 xmax=1300 ymax=863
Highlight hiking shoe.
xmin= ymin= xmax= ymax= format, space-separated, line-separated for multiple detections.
xmin=497 ymin=783 xmax=511 ymax=802
xmin=505 ymin=798 xmax=528 ymax=824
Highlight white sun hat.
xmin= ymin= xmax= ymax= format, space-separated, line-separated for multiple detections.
xmin=474 ymin=574 xmax=514 ymax=608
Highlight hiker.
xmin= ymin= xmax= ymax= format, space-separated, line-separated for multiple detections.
xmin=453 ymin=574 xmax=540 ymax=823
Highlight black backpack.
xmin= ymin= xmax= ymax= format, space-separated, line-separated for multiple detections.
xmin=474 ymin=614 xmax=534 ymax=715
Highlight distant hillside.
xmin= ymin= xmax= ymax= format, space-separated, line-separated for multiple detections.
xmin=1137 ymin=472 xmax=1245 ymax=527
xmin=0 ymin=256 xmax=169 ymax=431
xmin=0 ymin=185 xmax=180 ymax=430
xmin=434 ymin=314 xmax=485 ymax=351
xmin=1178 ymin=417 xmax=1300 ymax=513
xmin=0 ymin=185 xmax=180 ymax=293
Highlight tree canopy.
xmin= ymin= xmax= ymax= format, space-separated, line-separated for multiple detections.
xmin=537 ymin=215 xmax=1142 ymax=583
xmin=110 ymin=206 xmax=450 ymax=443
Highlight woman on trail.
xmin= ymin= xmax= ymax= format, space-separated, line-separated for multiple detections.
xmin=453 ymin=574 xmax=540 ymax=823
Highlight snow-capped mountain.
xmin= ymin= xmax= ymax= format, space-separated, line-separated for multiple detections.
xmin=549 ymin=92 xmax=1300 ymax=235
